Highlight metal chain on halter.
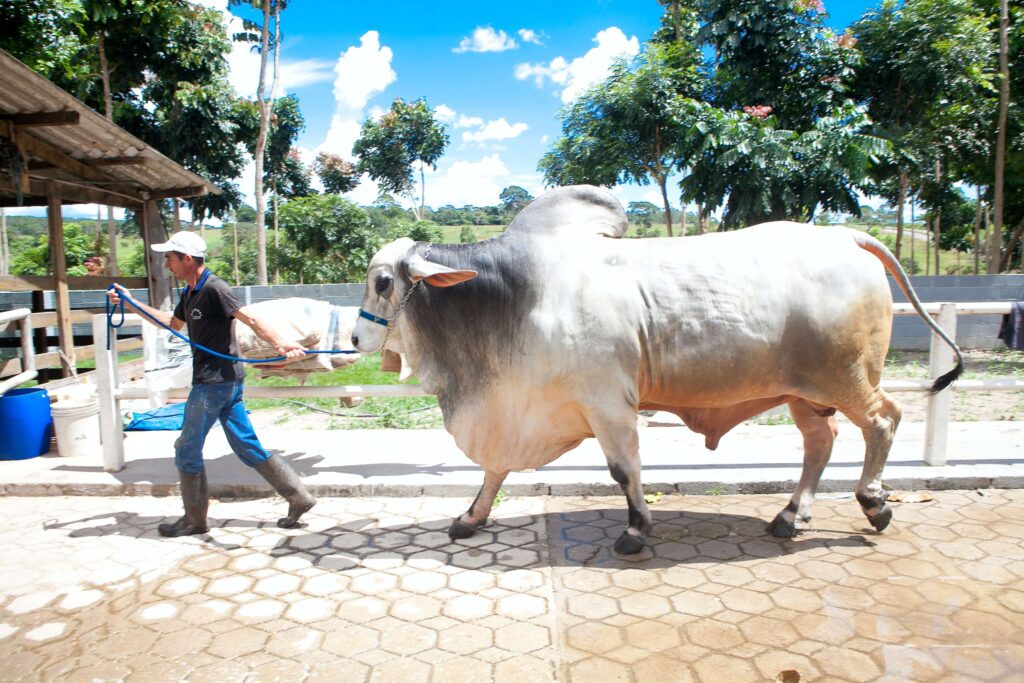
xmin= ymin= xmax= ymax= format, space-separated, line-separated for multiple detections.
xmin=380 ymin=242 xmax=432 ymax=349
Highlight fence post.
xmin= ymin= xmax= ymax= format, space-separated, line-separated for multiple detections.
xmin=93 ymin=314 xmax=125 ymax=472
xmin=923 ymin=303 xmax=957 ymax=466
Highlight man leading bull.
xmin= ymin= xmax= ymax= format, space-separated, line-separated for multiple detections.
xmin=107 ymin=231 xmax=316 ymax=537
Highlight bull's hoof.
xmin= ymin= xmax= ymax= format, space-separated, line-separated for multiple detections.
xmin=613 ymin=531 xmax=646 ymax=555
xmin=448 ymin=518 xmax=483 ymax=540
xmin=867 ymin=504 xmax=892 ymax=533
xmin=767 ymin=513 xmax=797 ymax=539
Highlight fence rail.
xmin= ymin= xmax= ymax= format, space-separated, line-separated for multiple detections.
xmin=0 ymin=308 xmax=36 ymax=395
xmin=92 ymin=305 xmax=1022 ymax=473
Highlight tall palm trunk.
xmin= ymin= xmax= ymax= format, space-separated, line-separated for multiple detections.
xmin=973 ymin=187 xmax=983 ymax=274
xmin=253 ymin=0 xmax=272 ymax=285
xmin=232 ymin=209 xmax=240 ymax=286
xmin=894 ymin=169 xmax=907 ymax=260
xmin=995 ymin=0 xmax=1010 ymax=272
xmin=0 ymin=207 xmax=8 ymax=276
xmin=97 ymin=33 xmax=119 ymax=276
xmin=934 ymin=158 xmax=942 ymax=275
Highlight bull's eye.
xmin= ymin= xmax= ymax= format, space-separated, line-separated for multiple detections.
xmin=375 ymin=273 xmax=393 ymax=296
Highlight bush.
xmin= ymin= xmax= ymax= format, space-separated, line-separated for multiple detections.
xmin=458 ymin=225 xmax=476 ymax=243
xmin=405 ymin=221 xmax=444 ymax=243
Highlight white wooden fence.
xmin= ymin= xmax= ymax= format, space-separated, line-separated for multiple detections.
xmin=91 ymin=306 xmax=1023 ymax=473
xmin=0 ymin=308 xmax=37 ymax=395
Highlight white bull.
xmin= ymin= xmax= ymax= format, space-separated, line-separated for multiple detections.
xmin=233 ymin=297 xmax=360 ymax=379
xmin=352 ymin=185 xmax=962 ymax=554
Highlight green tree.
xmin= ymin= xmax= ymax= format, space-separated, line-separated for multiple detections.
xmin=459 ymin=225 xmax=477 ymax=243
xmin=353 ymin=97 xmax=449 ymax=222
xmin=540 ymin=42 xmax=703 ymax=236
xmin=10 ymin=222 xmax=94 ymax=276
xmin=853 ymin=0 xmax=995 ymax=264
xmin=313 ymin=152 xmax=360 ymax=194
xmin=277 ymin=195 xmax=381 ymax=282
xmin=498 ymin=186 xmax=534 ymax=217
xmin=667 ymin=0 xmax=887 ymax=227
xmin=627 ymin=201 xmax=660 ymax=236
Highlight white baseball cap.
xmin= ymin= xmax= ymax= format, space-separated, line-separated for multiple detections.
xmin=151 ymin=231 xmax=207 ymax=258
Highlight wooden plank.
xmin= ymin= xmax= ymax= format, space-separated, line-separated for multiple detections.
xmin=0 ymin=308 xmax=104 ymax=332
xmin=0 ymin=120 xmax=109 ymax=182
xmin=47 ymin=182 xmax=75 ymax=376
xmin=0 ymin=338 xmax=143 ymax=376
xmin=0 ymin=177 xmax=144 ymax=209
xmin=0 ymin=111 xmax=79 ymax=127
xmin=148 ymin=185 xmax=207 ymax=200
xmin=0 ymin=274 xmax=147 ymax=292
xmin=37 ymin=358 xmax=145 ymax=392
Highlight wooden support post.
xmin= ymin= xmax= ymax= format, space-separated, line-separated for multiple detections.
xmin=46 ymin=182 xmax=76 ymax=376
xmin=93 ymin=313 xmax=124 ymax=472
xmin=141 ymin=198 xmax=173 ymax=311
xmin=924 ymin=303 xmax=957 ymax=466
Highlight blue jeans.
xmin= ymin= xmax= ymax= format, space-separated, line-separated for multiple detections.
xmin=175 ymin=381 xmax=271 ymax=474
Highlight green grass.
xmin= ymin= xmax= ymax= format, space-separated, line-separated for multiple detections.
xmin=244 ymin=352 xmax=441 ymax=429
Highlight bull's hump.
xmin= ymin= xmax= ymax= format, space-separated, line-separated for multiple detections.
xmin=507 ymin=185 xmax=627 ymax=239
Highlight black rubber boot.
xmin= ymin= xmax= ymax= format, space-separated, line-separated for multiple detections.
xmin=255 ymin=457 xmax=316 ymax=528
xmin=158 ymin=470 xmax=210 ymax=537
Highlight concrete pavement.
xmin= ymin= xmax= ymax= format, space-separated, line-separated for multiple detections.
xmin=0 ymin=415 xmax=1022 ymax=498
xmin=0 ymin=491 xmax=1022 ymax=682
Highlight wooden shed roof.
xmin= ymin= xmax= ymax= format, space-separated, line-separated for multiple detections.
xmin=0 ymin=48 xmax=220 ymax=210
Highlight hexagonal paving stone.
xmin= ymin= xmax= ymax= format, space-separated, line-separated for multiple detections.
xmin=205 ymin=626 xmax=269 ymax=658
xmin=442 ymin=594 xmax=495 ymax=621
xmin=494 ymin=622 xmax=550 ymax=654
xmin=378 ymin=619 xmax=438 ymax=656
xmin=321 ymin=624 xmax=380 ymax=657
xmin=437 ymin=622 xmax=494 ymax=655
xmin=565 ymin=593 xmax=620 ymax=620
xmin=497 ymin=594 xmax=548 ymax=620
xmin=567 ymin=622 xmax=624 ymax=655
xmin=390 ymin=595 xmax=444 ymax=622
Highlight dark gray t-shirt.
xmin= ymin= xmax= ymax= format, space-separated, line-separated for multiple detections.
xmin=173 ymin=271 xmax=245 ymax=384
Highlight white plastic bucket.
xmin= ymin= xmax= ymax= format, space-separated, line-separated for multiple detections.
xmin=51 ymin=398 xmax=101 ymax=457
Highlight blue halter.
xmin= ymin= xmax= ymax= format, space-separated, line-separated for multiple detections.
xmin=357 ymin=308 xmax=390 ymax=327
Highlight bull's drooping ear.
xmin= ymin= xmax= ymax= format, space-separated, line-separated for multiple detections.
xmin=406 ymin=254 xmax=477 ymax=288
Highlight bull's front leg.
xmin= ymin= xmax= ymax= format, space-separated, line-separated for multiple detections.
xmin=593 ymin=416 xmax=651 ymax=555
xmin=449 ymin=469 xmax=509 ymax=540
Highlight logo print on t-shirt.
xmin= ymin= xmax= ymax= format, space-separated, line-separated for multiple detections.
xmin=191 ymin=308 xmax=203 ymax=320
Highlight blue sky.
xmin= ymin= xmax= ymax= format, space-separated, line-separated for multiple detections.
xmin=15 ymin=0 xmax=881 ymax=219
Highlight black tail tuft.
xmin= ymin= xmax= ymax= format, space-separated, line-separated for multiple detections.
xmin=930 ymin=360 xmax=964 ymax=394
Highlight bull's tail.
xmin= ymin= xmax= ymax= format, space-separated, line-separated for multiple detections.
xmin=852 ymin=232 xmax=964 ymax=393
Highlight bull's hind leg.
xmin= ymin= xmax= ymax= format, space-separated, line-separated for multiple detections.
xmin=846 ymin=390 xmax=902 ymax=533
xmin=449 ymin=469 xmax=509 ymax=540
xmin=591 ymin=414 xmax=651 ymax=555
xmin=768 ymin=399 xmax=839 ymax=538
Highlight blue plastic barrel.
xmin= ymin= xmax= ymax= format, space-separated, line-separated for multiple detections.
xmin=0 ymin=387 xmax=53 ymax=460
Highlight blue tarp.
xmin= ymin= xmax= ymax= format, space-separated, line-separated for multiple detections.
xmin=124 ymin=403 xmax=185 ymax=431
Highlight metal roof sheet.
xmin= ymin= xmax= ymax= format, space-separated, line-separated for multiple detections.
xmin=0 ymin=48 xmax=220 ymax=208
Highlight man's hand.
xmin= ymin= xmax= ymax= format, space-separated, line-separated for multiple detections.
xmin=275 ymin=340 xmax=306 ymax=360
xmin=106 ymin=283 xmax=129 ymax=306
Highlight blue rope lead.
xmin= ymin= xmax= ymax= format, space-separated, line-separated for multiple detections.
xmin=105 ymin=284 xmax=357 ymax=363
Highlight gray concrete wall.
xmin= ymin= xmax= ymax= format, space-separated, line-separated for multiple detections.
xmin=3 ymin=276 xmax=1023 ymax=351
xmin=889 ymin=275 xmax=1024 ymax=350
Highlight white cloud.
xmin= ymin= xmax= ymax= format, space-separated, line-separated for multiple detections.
xmin=515 ymin=27 xmax=639 ymax=103
xmin=434 ymin=104 xmax=457 ymax=124
xmin=331 ymin=31 xmax=397 ymax=115
xmin=427 ymin=154 xmax=512 ymax=207
xmin=453 ymin=26 xmax=517 ymax=53
xmin=456 ymin=114 xmax=484 ymax=129
xmin=277 ymin=58 xmax=335 ymax=89
xmin=518 ymin=28 xmax=544 ymax=46
xmin=462 ymin=118 xmax=529 ymax=144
